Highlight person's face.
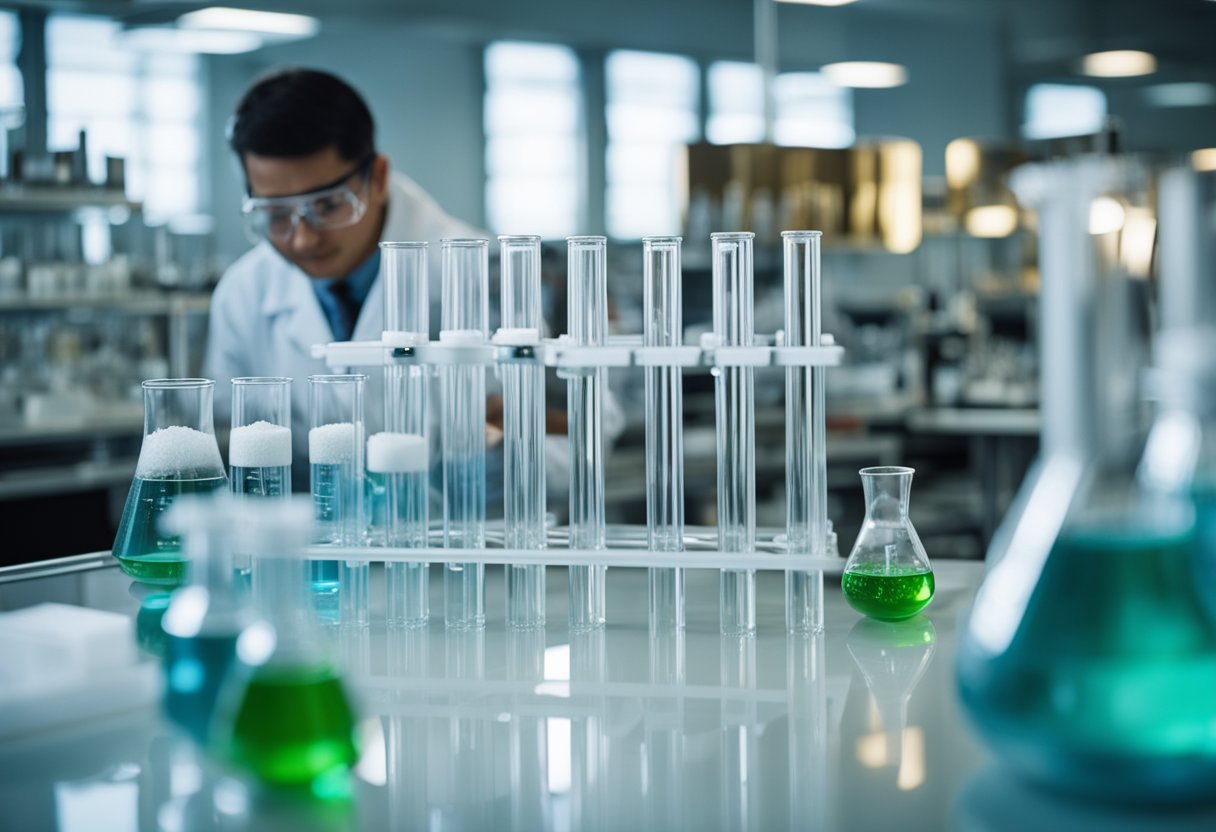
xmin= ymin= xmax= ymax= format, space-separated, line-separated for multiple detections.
xmin=243 ymin=147 xmax=389 ymax=279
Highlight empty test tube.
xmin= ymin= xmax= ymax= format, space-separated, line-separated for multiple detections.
xmin=376 ymin=242 xmax=431 ymax=629
xmin=499 ymin=235 xmax=547 ymax=630
xmin=643 ymin=236 xmax=685 ymax=631
xmin=308 ymin=373 xmax=367 ymax=628
xmin=566 ymin=236 xmax=609 ymax=632
xmin=440 ymin=238 xmax=489 ymax=630
xmin=230 ymin=377 xmax=292 ymax=499
xmin=783 ymin=231 xmax=827 ymax=634
xmin=712 ymin=232 xmax=757 ymax=636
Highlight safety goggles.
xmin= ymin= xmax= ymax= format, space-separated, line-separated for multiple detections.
xmin=241 ymin=155 xmax=374 ymax=243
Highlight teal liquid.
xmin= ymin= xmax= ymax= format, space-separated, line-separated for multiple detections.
xmin=231 ymin=464 xmax=291 ymax=498
xmin=311 ymin=462 xmax=357 ymax=602
xmin=113 ymin=476 xmax=227 ymax=586
xmin=843 ymin=565 xmax=935 ymax=621
xmin=136 ymin=592 xmax=172 ymax=658
xmin=224 ymin=663 xmax=359 ymax=793
xmin=164 ymin=631 xmax=240 ymax=744
xmin=957 ymin=520 xmax=1216 ymax=802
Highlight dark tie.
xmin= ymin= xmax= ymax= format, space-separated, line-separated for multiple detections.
xmin=329 ymin=280 xmax=360 ymax=342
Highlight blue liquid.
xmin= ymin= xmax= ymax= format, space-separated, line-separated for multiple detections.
xmin=113 ymin=476 xmax=228 ymax=586
xmin=368 ymin=470 xmax=428 ymax=547
xmin=311 ymin=462 xmax=358 ymax=611
xmin=231 ymin=464 xmax=291 ymax=498
xmin=957 ymin=519 xmax=1216 ymax=802
xmin=164 ymin=631 xmax=240 ymax=744
xmin=136 ymin=593 xmax=172 ymax=657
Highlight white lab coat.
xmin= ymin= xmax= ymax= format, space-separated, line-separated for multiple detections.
xmin=204 ymin=171 xmax=621 ymax=503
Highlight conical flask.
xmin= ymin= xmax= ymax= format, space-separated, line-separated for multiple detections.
xmin=956 ymin=155 xmax=1216 ymax=803
xmin=847 ymin=617 xmax=936 ymax=769
xmin=842 ymin=467 xmax=934 ymax=621
xmin=113 ymin=379 xmax=228 ymax=587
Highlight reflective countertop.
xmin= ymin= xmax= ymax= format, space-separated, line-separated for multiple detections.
xmin=3 ymin=558 xmax=1214 ymax=831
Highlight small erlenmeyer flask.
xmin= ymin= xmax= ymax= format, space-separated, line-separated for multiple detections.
xmin=842 ymin=467 xmax=935 ymax=621
xmin=214 ymin=497 xmax=360 ymax=794
xmin=113 ymin=379 xmax=228 ymax=586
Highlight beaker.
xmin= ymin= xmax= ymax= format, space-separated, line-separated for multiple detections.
xmin=229 ymin=377 xmax=292 ymax=499
xmin=113 ymin=379 xmax=228 ymax=586
xmin=842 ymin=467 xmax=934 ymax=621
xmin=160 ymin=493 xmax=250 ymax=745
xmin=213 ymin=497 xmax=360 ymax=795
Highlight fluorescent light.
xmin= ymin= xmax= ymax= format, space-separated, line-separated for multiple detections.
xmin=1194 ymin=148 xmax=1216 ymax=172
xmin=776 ymin=0 xmax=860 ymax=5
xmin=120 ymin=27 xmax=263 ymax=54
xmin=822 ymin=61 xmax=907 ymax=88
xmin=1081 ymin=50 xmax=1156 ymax=78
xmin=966 ymin=205 xmax=1019 ymax=238
xmin=1144 ymin=82 xmax=1216 ymax=108
xmin=178 ymin=7 xmax=320 ymax=38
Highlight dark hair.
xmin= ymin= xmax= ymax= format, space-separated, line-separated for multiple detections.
xmin=228 ymin=68 xmax=375 ymax=162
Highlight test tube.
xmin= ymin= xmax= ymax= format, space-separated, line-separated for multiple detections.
xmin=376 ymin=242 xmax=430 ymax=629
xmin=308 ymin=373 xmax=367 ymax=628
xmin=229 ymin=377 xmax=292 ymax=498
xmin=440 ymin=238 xmax=489 ymax=630
xmin=712 ymin=232 xmax=757 ymax=636
xmin=643 ymin=236 xmax=686 ymax=631
xmin=783 ymin=230 xmax=827 ymax=634
xmin=499 ymin=235 xmax=547 ymax=629
xmin=566 ymin=236 xmax=608 ymax=632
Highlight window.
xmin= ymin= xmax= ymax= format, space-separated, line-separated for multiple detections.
xmin=484 ymin=41 xmax=582 ymax=238
xmin=1022 ymin=83 xmax=1107 ymax=140
xmin=605 ymin=50 xmax=699 ymax=239
xmin=708 ymin=61 xmax=853 ymax=148
xmin=47 ymin=14 xmax=204 ymax=221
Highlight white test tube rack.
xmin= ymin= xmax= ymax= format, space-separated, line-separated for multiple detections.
xmin=310 ymin=331 xmax=844 ymax=580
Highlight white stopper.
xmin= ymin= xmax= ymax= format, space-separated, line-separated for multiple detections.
xmin=229 ymin=420 xmax=292 ymax=468
xmin=309 ymin=422 xmax=356 ymax=464
xmin=367 ymin=432 xmax=429 ymax=473
xmin=492 ymin=327 xmax=541 ymax=346
xmin=136 ymin=425 xmax=225 ymax=479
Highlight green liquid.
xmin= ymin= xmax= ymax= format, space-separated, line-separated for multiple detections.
xmin=226 ymin=664 xmax=359 ymax=789
xmin=843 ymin=565 xmax=935 ymax=621
xmin=113 ymin=476 xmax=227 ymax=586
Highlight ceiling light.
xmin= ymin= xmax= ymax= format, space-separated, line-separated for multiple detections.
xmin=775 ymin=0 xmax=860 ymax=5
xmin=1144 ymin=82 xmax=1216 ymax=108
xmin=822 ymin=61 xmax=907 ymax=89
xmin=1193 ymin=148 xmax=1216 ymax=172
xmin=1080 ymin=50 xmax=1156 ymax=78
xmin=120 ymin=27 xmax=263 ymax=54
xmin=178 ymin=7 xmax=320 ymax=39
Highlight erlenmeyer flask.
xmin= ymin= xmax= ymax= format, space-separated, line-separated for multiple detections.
xmin=113 ymin=379 xmax=228 ymax=586
xmin=213 ymin=497 xmax=360 ymax=795
xmin=842 ymin=467 xmax=934 ymax=621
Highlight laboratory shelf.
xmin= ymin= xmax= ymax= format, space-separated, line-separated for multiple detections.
xmin=0 ymin=457 xmax=136 ymax=501
xmin=0 ymin=290 xmax=210 ymax=314
xmin=0 ymin=186 xmax=140 ymax=213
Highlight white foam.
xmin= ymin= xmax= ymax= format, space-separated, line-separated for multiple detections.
xmin=229 ymin=421 xmax=292 ymax=468
xmin=367 ymin=432 xmax=428 ymax=473
xmin=309 ymin=422 xmax=356 ymax=465
xmin=136 ymin=425 xmax=225 ymax=479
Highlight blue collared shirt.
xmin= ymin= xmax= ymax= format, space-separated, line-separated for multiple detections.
xmin=312 ymin=248 xmax=381 ymax=342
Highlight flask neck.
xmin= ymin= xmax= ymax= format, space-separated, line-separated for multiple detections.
xmin=861 ymin=468 xmax=913 ymax=522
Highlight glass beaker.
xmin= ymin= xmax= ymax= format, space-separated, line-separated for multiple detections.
xmin=113 ymin=379 xmax=228 ymax=586
xmin=842 ymin=467 xmax=934 ymax=621
xmin=213 ymin=497 xmax=360 ymax=795
xmin=229 ymin=377 xmax=292 ymax=499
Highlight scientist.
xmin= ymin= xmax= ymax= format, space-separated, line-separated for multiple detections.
xmin=204 ymin=68 xmax=483 ymax=486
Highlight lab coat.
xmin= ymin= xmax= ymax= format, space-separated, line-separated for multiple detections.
xmin=204 ymin=170 xmax=621 ymax=502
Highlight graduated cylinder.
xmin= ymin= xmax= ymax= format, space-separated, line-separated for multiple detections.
xmin=440 ymin=238 xmax=489 ymax=630
xmin=566 ymin=236 xmax=608 ymax=631
xmin=643 ymin=236 xmax=686 ymax=631
xmin=712 ymin=232 xmax=757 ymax=636
xmin=499 ymin=235 xmax=547 ymax=630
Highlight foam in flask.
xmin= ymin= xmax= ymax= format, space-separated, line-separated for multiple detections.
xmin=229 ymin=377 xmax=292 ymax=499
xmin=113 ymin=379 xmax=228 ymax=587
xmin=160 ymin=493 xmax=251 ymax=745
xmin=213 ymin=497 xmax=360 ymax=795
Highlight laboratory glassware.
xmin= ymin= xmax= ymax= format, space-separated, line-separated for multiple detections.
xmin=957 ymin=155 xmax=1216 ymax=802
xmin=113 ymin=378 xmax=227 ymax=587
xmin=712 ymin=232 xmax=757 ymax=636
xmin=567 ymin=235 xmax=609 ymax=631
xmin=375 ymin=242 xmax=430 ymax=629
xmin=441 ymin=238 xmax=489 ymax=630
xmin=214 ymin=497 xmax=360 ymax=794
xmin=229 ymin=377 xmax=292 ymax=499
xmin=160 ymin=493 xmax=250 ymax=745
xmin=499 ymin=235 xmax=547 ymax=629
xmin=309 ymin=373 xmax=368 ymax=628
xmin=644 ymin=236 xmax=685 ymax=631
xmin=841 ymin=467 xmax=934 ymax=621
xmin=783 ymin=230 xmax=828 ymax=634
